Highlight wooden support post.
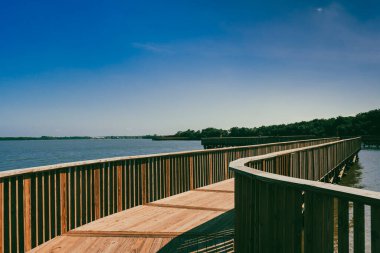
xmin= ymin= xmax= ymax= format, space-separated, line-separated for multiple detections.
xmin=60 ymin=171 xmax=67 ymax=234
xmin=208 ymin=153 xmax=212 ymax=185
xmin=338 ymin=199 xmax=349 ymax=253
xmin=189 ymin=157 xmax=194 ymax=190
xmin=23 ymin=176 xmax=32 ymax=252
xmin=165 ymin=159 xmax=170 ymax=197
xmin=141 ymin=162 xmax=147 ymax=204
xmin=117 ymin=165 xmax=122 ymax=212
xmin=224 ymin=153 xmax=228 ymax=180
xmin=94 ymin=169 xmax=100 ymax=220
xmin=354 ymin=202 xmax=365 ymax=253
xmin=372 ymin=205 xmax=380 ymax=253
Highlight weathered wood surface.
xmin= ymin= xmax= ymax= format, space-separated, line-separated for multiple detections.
xmin=0 ymin=138 xmax=336 ymax=252
xmin=29 ymin=179 xmax=235 ymax=253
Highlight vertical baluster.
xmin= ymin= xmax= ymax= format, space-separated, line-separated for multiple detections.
xmin=166 ymin=158 xmax=170 ymax=197
xmin=338 ymin=199 xmax=349 ymax=253
xmin=117 ymin=164 xmax=122 ymax=212
xmin=23 ymin=176 xmax=31 ymax=252
xmin=141 ymin=160 xmax=146 ymax=204
xmin=189 ymin=156 xmax=194 ymax=190
xmin=371 ymin=205 xmax=380 ymax=252
xmin=60 ymin=170 xmax=67 ymax=234
xmin=354 ymin=202 xmax=365 ymax=253
xmin=94 ymin=168 xmax=100 ymax=220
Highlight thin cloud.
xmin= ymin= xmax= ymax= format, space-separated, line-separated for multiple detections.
xmin=127 ymin=4 xmax=380 ymax=66
xmin=179 ymin=3 xmax=380 ymax=65
xmin=316 ymin=7 xmax=323 ymax=12
xmin=132 ymin=42 xmax=173 ymax=53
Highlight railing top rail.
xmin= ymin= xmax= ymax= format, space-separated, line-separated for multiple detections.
xmin=229 ymin=137 xmax=380 ymax=205
xmin=0 ymin=137 xmax=338 ymax=179
xmin=202 ymin=135 xmax=315 ymax=140
xmin=230 ymin=137 xmax=360 ymax=168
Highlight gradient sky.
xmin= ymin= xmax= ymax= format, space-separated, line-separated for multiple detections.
xmin=1 ymin=0 xmax=380 ymax=136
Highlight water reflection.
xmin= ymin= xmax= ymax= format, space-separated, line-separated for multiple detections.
xmin=339 ymin=161 xmax=364 ymax=189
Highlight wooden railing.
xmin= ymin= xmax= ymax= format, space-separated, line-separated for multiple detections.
xmin=0 ymin=138 xmax=338 ymax=252
xmin=229 ymin=137 xmax=379 ymax=253
xmin=201 ymin=135 xmax=315 ymax=149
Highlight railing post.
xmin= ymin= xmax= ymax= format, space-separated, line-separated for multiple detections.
xmin=189 ymin=157 xmax=194 ymax=190
xmin=141 ymin=161 xmax=147 ymax=204
xmin=224 ymin=153 xmax=229 ymax=180
xmin=208 ymin=153 xmax=212 ymax=185
xmin=60 ymin=171 xmax=67 ymax=234
xmin=372 ymin=205 xmax=380 ymax=252
xmin=338 ymin=199 xmax=349 ymax=252
xmin=166 ymin=158 xmax=170 ymax=197
xmin=290 ymin=153 xmax=294 ymax=177
xmin=23 ymin=175 xmax=32 ymax=252
xmin=117 ymin=164 xmax=122 ymax=212
xmin=93 ymin=168 xmax=100 ymax=220
xmin=354 ymin=202 xmax=365 ymax=252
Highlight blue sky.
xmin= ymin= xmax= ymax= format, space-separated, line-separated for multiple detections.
xmin=1 ymin=0 xmax=379 ymax=136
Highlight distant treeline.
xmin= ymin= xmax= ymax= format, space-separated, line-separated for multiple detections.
xmin=174 ymin=109 xmax=380 ymax=139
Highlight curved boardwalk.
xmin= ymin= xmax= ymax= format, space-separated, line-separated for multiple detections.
xmin=30 ymin=179 xmax=235 ymax=253
xmin=18 ymin=137 xmax=378 ymax=252
xmin=0 ymin=137 xmax=350 ymax=253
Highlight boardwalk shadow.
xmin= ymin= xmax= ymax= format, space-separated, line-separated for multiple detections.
xmin=158 ymin=209 xmax=235 ymax=253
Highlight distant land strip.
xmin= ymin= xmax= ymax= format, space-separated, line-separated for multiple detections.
xmin=1 ymin=108 xmax=379 ymax=141
xmin=170 ymin=108 xmax=380 ymax=140
xmin=0 ymin=136 xmax=153 ymax=141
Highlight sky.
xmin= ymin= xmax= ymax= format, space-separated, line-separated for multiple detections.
xmin=1 ymin=0 xmax=380 ymax=136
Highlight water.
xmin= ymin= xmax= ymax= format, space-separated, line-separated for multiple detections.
xmin=338 ymin=149 xmax=380 ymax=252
xmin=0 ymin=139 xmax=203 ymax=171
xmin=340 ymin=149 xmax=380 ymax=190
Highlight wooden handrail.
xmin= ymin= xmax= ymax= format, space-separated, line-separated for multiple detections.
xmin=201 ymin=135 xmax=316 ymax=149
xmin=0 ymin=137 xmax=337 ymax=179
xmin=231 ymin=138 xmax=380 ymax=204
xmin=0 ymin=137 xmax=338 ymax=252
xmin=230 ymin=137 xmax=380 ymax=252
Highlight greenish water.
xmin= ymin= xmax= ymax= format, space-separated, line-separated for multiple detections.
xmin=340 ymin=149 xmax=380 ymax=191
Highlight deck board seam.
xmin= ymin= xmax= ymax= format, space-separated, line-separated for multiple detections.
xmin=63 ymin=231 xmax=235 ymax=238
xmin=144 ymin=203 xmax=230 ymax=212
xmin=192 ymin=189 xmax=234 ymax=194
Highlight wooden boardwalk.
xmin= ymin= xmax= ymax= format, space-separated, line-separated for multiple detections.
xmin=0 ymin=138 xmax=368 ymax=252
xmin=30 ymin=179 xmax=235 ymax=253
xmin=0 ymin=138 xmax=336 ymax=253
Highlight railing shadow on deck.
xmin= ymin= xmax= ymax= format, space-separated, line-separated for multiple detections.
xmin=158 ymin=210 xmax=235 ymax=253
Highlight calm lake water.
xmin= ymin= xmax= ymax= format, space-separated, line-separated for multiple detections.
xmin=0 ymin=139 xmax=203 ymax=171
xmin=340 ymin=149 xmax=380 ymax=191
xmin=338 ymin=149 xmax=380 ymax=252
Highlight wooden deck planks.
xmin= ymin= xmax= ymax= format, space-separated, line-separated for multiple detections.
xmin=29 ymin=179 xmax=235 ymax=253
